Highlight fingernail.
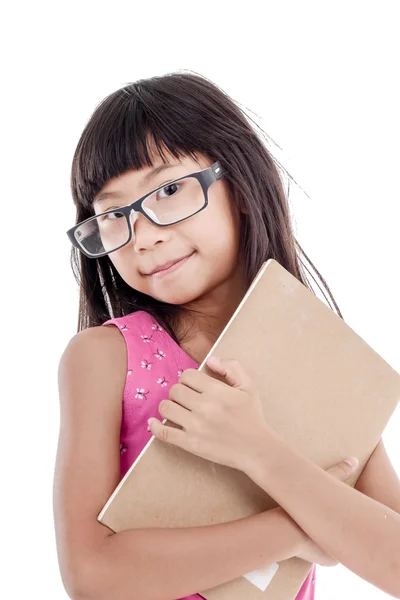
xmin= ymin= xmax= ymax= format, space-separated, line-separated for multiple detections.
xmin=344 ymin=457 xmax=359 ymax=468
xmin=207 ymin=355 xmax=220 ymax=367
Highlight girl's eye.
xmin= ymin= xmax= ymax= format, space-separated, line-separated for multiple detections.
xmin=98 ymin=209 xmax=123 ymax=221
xmin=156 ymin=182 xmax=180 ymax=200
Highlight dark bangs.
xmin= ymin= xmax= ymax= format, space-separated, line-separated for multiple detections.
xmin=69 ymin=71 xmax=343 ymax=340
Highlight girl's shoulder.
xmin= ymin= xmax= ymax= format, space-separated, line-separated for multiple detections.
xmin=63 ymin=311 xmax=163 ymax=362
xmin=64 ymin=324 xmax=125 ymax=376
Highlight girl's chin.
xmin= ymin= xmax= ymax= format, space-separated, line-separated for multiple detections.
xmin=153 ymin=293 xmax=198 ymax=305
xmin=148 ymin=283 xmax=204 ymax=305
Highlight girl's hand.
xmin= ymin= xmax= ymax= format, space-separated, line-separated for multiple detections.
xmin=148 ymin=356 xmax=274 ymax=473
xmin=149 ymin=356 xmax=360 ymax=569
xmin=295 ymin=457 xmax=359 ymax=566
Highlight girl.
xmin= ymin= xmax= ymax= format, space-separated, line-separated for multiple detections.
xmin=53 ymin=72 xmax=400 ymax=600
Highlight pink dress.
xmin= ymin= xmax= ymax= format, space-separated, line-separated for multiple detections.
xmin=102 ymin=310 xmax=316 ymax=599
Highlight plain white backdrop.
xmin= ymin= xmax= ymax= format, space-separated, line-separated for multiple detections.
xmin=1 ymin=1 xmax=399 ymax=598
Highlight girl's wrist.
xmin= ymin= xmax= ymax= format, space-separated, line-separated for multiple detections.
xmin=274 ymin=506 xmax=307 ymax=555
xmin=241 ymin=425 xmax=285 ymax=480
xmin=262 ymin=506 xmax=307 ymax=561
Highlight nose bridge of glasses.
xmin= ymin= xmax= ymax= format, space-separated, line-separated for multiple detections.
xmin=129 ymin=205 xmax=162 ymax=230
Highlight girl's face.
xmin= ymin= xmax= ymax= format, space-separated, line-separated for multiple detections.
xmin=93 ymin=150 xmax=244 ymax=308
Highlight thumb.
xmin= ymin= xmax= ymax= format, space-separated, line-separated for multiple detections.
xmin=206 ymin=356 xmax=254 ymax=392
xmin=325 ymin=457 xmax=359 ymax=481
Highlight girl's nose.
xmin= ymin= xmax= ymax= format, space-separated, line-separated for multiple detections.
xmin=130 ymin=210 xmax=170 ymax=252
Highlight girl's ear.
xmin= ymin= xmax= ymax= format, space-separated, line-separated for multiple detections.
xmin=237 ymin=194 xmax=248 ymax=215
xmin=227 ymin=181 xmax=248 ymax=215
xmin=230 ymin=186 xmax=248 ymax=215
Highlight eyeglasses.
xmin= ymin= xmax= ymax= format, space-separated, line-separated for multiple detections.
xmin=66 ymin=161 xmax=226 ymax=258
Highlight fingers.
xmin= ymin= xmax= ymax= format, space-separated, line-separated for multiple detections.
xmin=157 ymin=397 xmax=192 ymax=430
xmin=147 ymin=384 xmax=199 ymax=449
xmin=326 ymin=458 xmax=359 ymax=480
xmin=178 ymin=358 xmax=254 ymax=395
xmin=147 ymin=416 xmax=187 ymax=449
xmin=343 ymin=457 xmax=359 ymax=468
xmin=179 ymin=368 xmax=216 ymax=393
xmin=169 ymin=382 xmax=199 ymax=410
xmin=206 ymin=356 xmax=254 ymax=392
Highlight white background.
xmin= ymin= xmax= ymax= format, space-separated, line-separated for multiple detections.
xmin=1 ymin=1 xmax=399 ymax=598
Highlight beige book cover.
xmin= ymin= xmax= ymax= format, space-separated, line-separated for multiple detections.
xmin=98 ymin=258 xmax=400 ymax=600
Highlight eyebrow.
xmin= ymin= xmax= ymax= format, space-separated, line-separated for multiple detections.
xmin=93 ymin=163 xmax=181 ymax=205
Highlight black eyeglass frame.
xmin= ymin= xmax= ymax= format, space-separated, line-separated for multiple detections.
xmin=66 ymin=160 xmax=226 ymax=259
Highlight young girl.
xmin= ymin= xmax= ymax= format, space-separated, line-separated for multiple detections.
xmin=53 ymin=72 xmax=400 ymax=600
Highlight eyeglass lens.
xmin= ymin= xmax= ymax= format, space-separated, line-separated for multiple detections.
xmin=74 ymin=176 xmax=205 ymax=256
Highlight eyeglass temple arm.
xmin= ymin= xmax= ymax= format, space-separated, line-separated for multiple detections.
xmin=212 ymin=161 xmax=225 ymax=179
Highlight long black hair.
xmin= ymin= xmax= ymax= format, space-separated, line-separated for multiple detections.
xmin=70 ymin=70 xmax=343 ymax=344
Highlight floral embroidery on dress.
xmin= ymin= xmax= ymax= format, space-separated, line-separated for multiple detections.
xmin=151 ymin=323 xmax=164 ymax=332
xmin=120 ymin=442 xmax=127 ymax=454
xmin=135 ymin=388 xmax=149 ymax=400
xmin=141 ymin=359 xmax=152 ymax=370
xmin=141 ymin=334 xmax=153 ymax=343
xmin=127 ymin=369 xmax=133 ymax=375
xmin=177 ymin=368 xmax=183 ymax=378
xmin=154 ymin=349 xmax=166 ymax=360
xmin=157 ymin=377 xmax=168 ymax=387
xmin=120 ymin=324 xmax=128 ymax=331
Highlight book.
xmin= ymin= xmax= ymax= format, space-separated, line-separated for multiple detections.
xmin=98 ymin=258 xmax=400 ymax=600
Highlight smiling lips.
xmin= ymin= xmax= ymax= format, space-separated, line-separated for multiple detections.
xmin=145 ymin=252 xmax=194 ymax=277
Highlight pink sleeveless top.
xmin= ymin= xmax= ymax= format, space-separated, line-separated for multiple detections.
xmin=102 ymin=310 xmax=316 ymax=599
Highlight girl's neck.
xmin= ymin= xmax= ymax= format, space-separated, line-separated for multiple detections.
xmin=176 ymin=267 xmax=247 ymax=364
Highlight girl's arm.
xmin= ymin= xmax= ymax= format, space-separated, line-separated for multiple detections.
xmin=354 ymin=437 xmax=400 ymax=515
xmin=95 ymin=509 xmax=301 ymax=600
xmin=244 ymin=432 xmax=400 ymax=599
xmin=53 ymin=327 xmax=305 ymax=600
